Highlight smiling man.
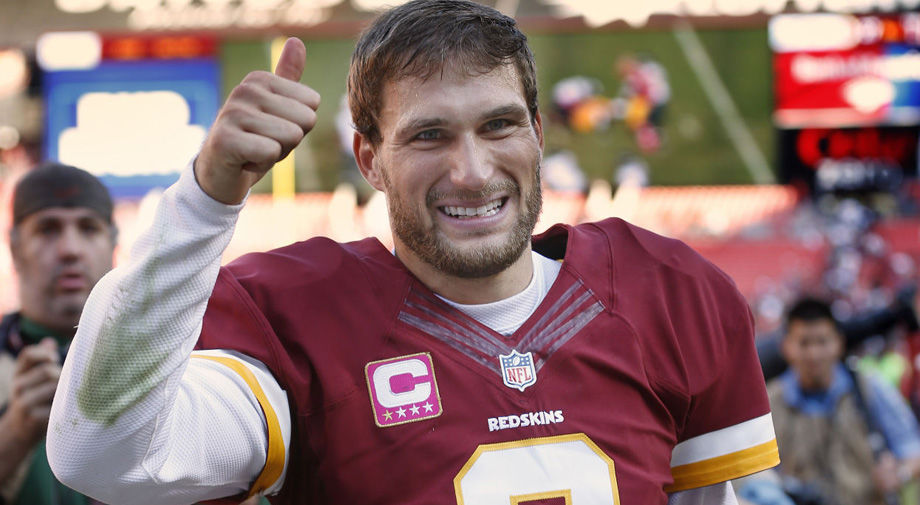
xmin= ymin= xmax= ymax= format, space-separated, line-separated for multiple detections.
xmin=48 ymin=1 xmax=778 ymax=504
xmin=0 ymin=162 xmax=115 ymax=505
xmin=360 ymin=60 xmax=543 ymax=296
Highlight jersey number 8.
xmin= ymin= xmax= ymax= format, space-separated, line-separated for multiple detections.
xmin=454 ymin=433 xmax=620 ymax=504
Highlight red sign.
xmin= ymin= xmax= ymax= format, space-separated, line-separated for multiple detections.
xmin=778 ymin=126 xmax=918 ymax=193
xmin=770 ymin=13 xmax=920 ymax=129
xmin=774 ymin=46 xmax=889 ymax=127
xmin=795 ymin=127 xmax=916 ymax=167
xmin=101 ymin=35 xmax=217 ymax=61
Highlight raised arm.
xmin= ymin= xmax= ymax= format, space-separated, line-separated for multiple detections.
xmin=47 ymin=38 xmax=319 ymax=505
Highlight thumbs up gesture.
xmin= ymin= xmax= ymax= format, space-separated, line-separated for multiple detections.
xmin=195 ymin=38 xmax=321 ymax=204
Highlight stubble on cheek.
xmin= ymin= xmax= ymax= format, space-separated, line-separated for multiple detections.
xmin=381 ymin=162 xmax=543 ymax=279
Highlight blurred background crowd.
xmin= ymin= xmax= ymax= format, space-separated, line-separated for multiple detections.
xmin=3 ymin=1 xmax=920 ymax=504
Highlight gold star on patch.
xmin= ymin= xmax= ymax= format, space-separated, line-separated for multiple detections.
xmin=383 ymin=411 xmax=393 ymax=421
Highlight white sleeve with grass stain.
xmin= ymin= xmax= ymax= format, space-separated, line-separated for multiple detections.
xmin=46 ymin=165 xmax=290 ymax=505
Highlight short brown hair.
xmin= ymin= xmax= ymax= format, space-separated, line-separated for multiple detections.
xmin=347 ymin=0 xmax=538 ymax=145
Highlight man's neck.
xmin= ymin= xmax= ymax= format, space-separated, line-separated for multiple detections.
xmin=395 ymin=243 xmax=535 ymax=305
xmin=440 ymin=251 xmax=562 ymax=335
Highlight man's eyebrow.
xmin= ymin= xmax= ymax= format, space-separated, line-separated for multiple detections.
xmin=396 ymin=104 xmax=529 ymax=136
xmin=33 ymin=215 xmax=62 ymax=224
xmin=399 ymin=117 xmax=447 ymax=134
xmin=481 ymin=104 xmax=528 ymax=120
xmin=78 ymin=215 xmax=105 ymax=225
xmin=29 ymin=217 xmax=62 ymax=230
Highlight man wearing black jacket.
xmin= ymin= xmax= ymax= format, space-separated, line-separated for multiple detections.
xmin=0 ymin=162 xmax=115 ymax=505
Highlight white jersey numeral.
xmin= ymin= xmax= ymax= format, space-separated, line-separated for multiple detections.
xmin=454 ymin=433 xmax=620 ymax=504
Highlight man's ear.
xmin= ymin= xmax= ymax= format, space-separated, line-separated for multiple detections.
xmin=354 ymin=132 xmax=385 ymax=192
xmin=8 ymin=230 xmax=21 ymax=274
xmin=533 ymin=110 xmax=545 ymax=151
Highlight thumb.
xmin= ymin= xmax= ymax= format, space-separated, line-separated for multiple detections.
xmin=273 ymin=37 xmax=306 ymax=82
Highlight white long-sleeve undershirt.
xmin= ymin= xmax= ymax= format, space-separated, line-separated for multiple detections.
xmin=47 ymin=164 xmax=736 ymax=505
xmin=47 ymin=166 xmax=289 ymax=505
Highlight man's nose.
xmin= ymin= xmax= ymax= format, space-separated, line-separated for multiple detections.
xmin=448 ymin=134 xmax=493 ymax=190
xmin=801 ymin=344 xmax=825 ymax=362
xmin=57 ymin=226 xmax=84 ymax=259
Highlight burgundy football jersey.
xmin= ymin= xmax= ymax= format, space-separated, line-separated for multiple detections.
xmin=197 ymin=218 xmax=779 ymax=504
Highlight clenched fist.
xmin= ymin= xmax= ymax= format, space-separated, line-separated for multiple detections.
xmin=195 ymin=37 xmax=321 ymax=204
xmin=5 ymin=338 xmax=61 ymax=444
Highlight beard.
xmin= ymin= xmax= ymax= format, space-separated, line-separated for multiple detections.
xmin=383 ymin=166 xmax=542 ymax=279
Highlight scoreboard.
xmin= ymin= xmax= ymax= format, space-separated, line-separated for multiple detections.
xmin=42 ymin=34 xmax=220 ymax=199
xmin=770 ymin=13 xmax=920 ymax=194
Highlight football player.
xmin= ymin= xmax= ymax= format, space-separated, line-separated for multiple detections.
xmin=47 ymin=1 xmax=778 ymax=504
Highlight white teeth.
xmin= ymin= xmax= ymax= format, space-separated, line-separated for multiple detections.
xmin=442 ymin=199 xmax=503 ymax=218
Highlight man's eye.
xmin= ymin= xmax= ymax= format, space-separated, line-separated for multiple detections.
xmin=81 ymin=223 xmax=103 ymax=235
xmin=36 ymin=224 xmax=59 ymax=236
xmin=415 ymin=130 xmax=441 ymax=141
xmin=485 ymin=119 xmax=511 ymax=131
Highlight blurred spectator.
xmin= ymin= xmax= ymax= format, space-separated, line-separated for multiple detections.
xmin=551 ymin=75 xmax=603 ymax=128
xmin=612 ymin=54 xmax=670 ymax=153
xmin=541 ymin=150 xmax=588 ymax=194
xmin=754 ymin=194 xmax=920 ymax=385
xmin=550 ymin=75 xmax=622 ymax=135
xmin=756 ymin=283 xmax=919 ymax=382
xmin=766 ymin=297 xmax=920 ymax=505
xmin=0 ymin=162 xmax=115 ymax=505
xmin=614 ymin=153 xmax=650 ymax=188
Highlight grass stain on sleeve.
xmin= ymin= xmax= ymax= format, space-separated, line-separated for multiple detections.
xmin=75 ymin=253 xmax=178 ymax=427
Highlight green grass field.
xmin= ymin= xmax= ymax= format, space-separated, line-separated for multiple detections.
xmin=220 ymin=25 xmax=776 ymax=193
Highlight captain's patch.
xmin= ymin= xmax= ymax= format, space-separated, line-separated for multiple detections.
xmin=365 ymin=352 xmax=442 ymax=427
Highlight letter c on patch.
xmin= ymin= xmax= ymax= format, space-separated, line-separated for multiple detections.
xmin=372 ymin=359 xmax=431 ymax=408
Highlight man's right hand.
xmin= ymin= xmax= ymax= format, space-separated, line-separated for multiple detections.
xmin=194 ymin=37 xmax=320 ymax=205
xmin=5 ymin=338 xmax=61 ymax=445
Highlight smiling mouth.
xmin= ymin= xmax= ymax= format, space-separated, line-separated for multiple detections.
xmin=440 ymin=198 xmax=506 ymax=219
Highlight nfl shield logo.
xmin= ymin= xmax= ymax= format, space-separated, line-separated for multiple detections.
xmin=499 ymin=350 xmax=537 ymax=392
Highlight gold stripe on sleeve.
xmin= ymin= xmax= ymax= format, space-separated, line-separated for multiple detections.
xmin=193 ymin=354 xmax=286 ymax=498
xmin=665 ymin=439 xmax=779 ymax=493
